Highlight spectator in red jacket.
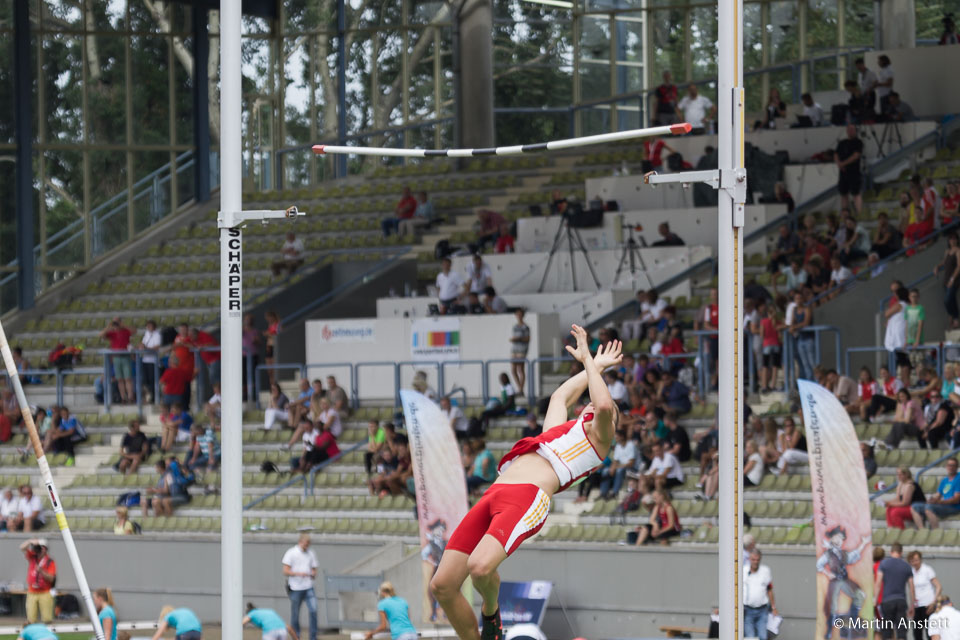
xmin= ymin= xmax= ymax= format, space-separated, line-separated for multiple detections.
xmin=160 ymin=354 xmax=192 ymax=408
xmin=100 ymin=317 xmax=135 ymax=404
xmin=189 ymin=327 xmax=221 ymax=389
xmin=381 ymin=186 xmax=417 ymax=237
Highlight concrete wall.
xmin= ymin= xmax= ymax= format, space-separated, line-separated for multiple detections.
xmin=376 ymin=290 xmax=638 ymax=331
xmin=4 ymin=535 xmax=960 ymax=639
xmin=445 ymin=247 xmax=712 ymax=296
xmin=304 ymin=313 xmax=560 ymax=402
xmin=865 ymin=48 xmax=960 ymax=118
xmin=620 ymin=204 xmax=784 ymax=254
xmin=783 ymin=164 xmax=839 ymax=206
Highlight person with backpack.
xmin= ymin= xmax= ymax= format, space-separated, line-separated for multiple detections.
xmin=19 ymin=538 xmax=56 ymax=624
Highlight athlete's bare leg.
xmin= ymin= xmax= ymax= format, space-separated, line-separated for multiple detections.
xmin=430 ymin=550 xmax=480 ymax=640
xmin=431 ymin=536 xmax=509 ymax=640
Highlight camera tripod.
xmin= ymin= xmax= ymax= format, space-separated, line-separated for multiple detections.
xmin=613 ymin=225 xmax=654 ymax=288
xmin=537 ymin=213 xmax=602 ymax=292
xmin=866 ymin=121 xmax=902 ymax=158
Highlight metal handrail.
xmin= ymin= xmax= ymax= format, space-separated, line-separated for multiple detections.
xmin=98 ymin=348 xmax=161 ymax=414
xmin=870 ymin=448 xmax=960 ymax=500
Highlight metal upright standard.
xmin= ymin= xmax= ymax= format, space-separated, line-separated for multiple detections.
xmin=646 ymin=0 xmax=747 ymax=633
xmin=219 ymin=3 xmax=306 ymax=634
xmin=0 ymin=322 xmax=105 ymax=640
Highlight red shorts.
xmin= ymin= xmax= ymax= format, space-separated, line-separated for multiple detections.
xmin=447 ymin=483 xmax=550 ymax=556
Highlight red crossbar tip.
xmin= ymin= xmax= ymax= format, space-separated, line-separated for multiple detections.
xmin=312 ymin=145 xmax=326 ymax=155
xmin=669 ymin=123 xmax=693 ymax=135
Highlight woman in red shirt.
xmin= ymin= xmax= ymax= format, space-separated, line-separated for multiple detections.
xmin=759 ymin=304 xmax=783 ymax=393
xmin=853 ymin=367 xmax=881 ymax=416
xmin=160 ymin=354 xmax=192 ymax=409
xmin=263 ymin=311 xmax=281 ymax=385
xmin=633 ymin=489 xmax=681 ymax=546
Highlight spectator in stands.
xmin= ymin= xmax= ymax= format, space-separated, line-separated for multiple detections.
xmin=435 ymin=257 xmax=464 ymax=315
xmin=474 ymin=209 xmax=507 ymax=252
xmin=371 ymin=435 xmax=412 ymax=497
xmin=465 ymin=438 xmax=497 ymax=494
xmin=642 ymin=137 xmax=677 ymax=172
xmin=744 ymin=440 xmax=764 ymax=487
xmin=850 ymin=367 xmax=881 ymax=416
xmin=758 ymin=303 xmax=782 ymax=393
xmin=187 ymin=423 xmax=220 ymax=473
xmin=904 ymin=186 xmax=934 ymax=252
xmin=743 ymin=549 xmax=778 ymax=640
xmin=676 ymin=84 xmax=715 ymax=135
xmin=658 ymin=369 xmax=691 ymax=415
xmin=825 ymin=368 xmax=857 ymax=410
xmin=0 ymin=487 xmax=17 ymax=531
xmin=483 ymin=286 xmax=508 ymax=314
xmin=662 ymin=411 xmax=691 ymax=462
xmin=8 ymin=485 xmax=43 ymax=532
xmin=788 ymin=290 xmax=815 ymax=382
xmin=509 ymin=308 xmax=530 ymax=394
xmin=843 ymin=80 xmax=868 ymax=124
xmin=20 ymin=538 xmax=56 ymax=624
xmin=827 ymin=255 xmax=854 ymax=297
xmin=480 ymin=373 xmax=517 ymax=430
xmin=863 ymin=365 xmax=900 ymax=421
xmin=138 ymin=319 xmax=162 ymax=402
xmin=117 ymin=419 xmax=149 ymax=475
xmin=159 ymin=353 xmax=191 ymax=408
xmin=326 ymin=373 xmax=354 ymax=416
xmin=943 ymin=182 xmax=960 ymax=225
xmin=855 ymin=57 xmax=878 ymax=113
xmin=494 ymin=222 xmax=515 ymax=254
xmin=908 ymin=551 xmax=942 ymax=640
xmin=756 ymin=87 xmax=786 ymax=130
xmin=800 ymin=92 xmax=824 ymax=126
xmin=597 ymin=430 xmax=636 ymax=500
xmin=169 ymin=403 xmax=193 ymax=448
xmin=877 ymin=543 xmax=916 ymax=638
xmin=773 ymin=256 xmax=807 ymax=296
xmin=1 ymin=387 xmax=21 ymax=437
xmin=885 ymin=389 xmax=925 ymax=449
xmin=113 ymin=505 xmax=135 ymax=536
xmin=363 ymin=420 xmax=387 ymax=477
xmin=885 ymin=467 xmax=924 ymax=529
xmin=264 ymin=383 xmax=290 ymax=431
xmin=872 ymin=212 xmax=902 ymax=259
xmin=640 ymin=441 xmax=684 ymax=495
xmin=303 ymin=416 xmax=340 ymax=473
xmin=11 ymin=346 xmax=36 ymax=384
xmin=912 ymin=458 xmax=960 ymax=529
xmin=100 ymin=317 xmax=135 ymax=404
xmin=874 ymin=55 xmax=894 ymax=112
xmin=382 ymin=186 xmax=417 ymax=237
xmin=839 ymin=216 xmax=871 ymax=265
xmin=935 ymin=232 xmax=960 ymax=329
xmin=605 ymin=371 xmax=629 ymax=410
xmin=923 ymin=391 xmax=955 ymax=449
xmin=804 ymin=231 xmax=832 ymax=268
xmin=836 ymin=124 xmax=865 ymax=216
xmin=282 ymin=534 xmax=318 ymax=640
xmin=884 ymin=93 xmax=915 ymax=123
xmin=885 ymin=286 xmax=910 ymax=369
xmin=398 ymin=191 xmax=436 ymax=237
xmin=702 ymin=288 xmax=720 ymax=389
xmin=464 ymin=253 xmax=493 ymax=297
xmin=651 ymin=222 xmax=684 ymax=246
xmin=652 ymin=71 xmax=679 ymax=126
xmin=188 ymin=326 xmax=221 ymax=390
xmin=549 ymin=189 xmax=568 ymax=216
xmin=288 ymin=378 xmax=316 ymax=430
xmin=905 ymin=289 xmax=926 ymax=354
xmin=633 ymin=488 xmax=681 ymax=546
xmin=42 ymin=406 xmax=83 ymax=465
xmin=411 ymin=370 xmax=438 ymax=403
xmin=773 ymin=417 xmax=809 ymax=477
xmin=143 ymin=459 xmax=187 ymax=517
xmin=264 ymin=310 xmax=281 ymax=386
xmin=272 ymin=232 xmax=305 ymax=278
xmin=436 ymin=397 xmax=466 ymax=442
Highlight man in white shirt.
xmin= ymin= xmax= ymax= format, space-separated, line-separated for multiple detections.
xmin=14 ymin=485 xmax=44 ymax=532
xmin=604 ymin=371 xmax=628 ymax=407
xmin=272 ymin=232 xmax=306 ymax=278
xmin=205 ymin=383 xmax=222 ymax=428
xmin=743 ymin=549 xmax=778 ymax=640
xmin=282 ymin=533 xmax=319 ymax=640
xmin=139 ymin=319 xmax=162 ymax=402
xmin=800 ymin=93 xmax=824 ymax=126
xmin=0 ymin=487 xmax=19 ymax=531
xmin=875 ymin=55 xmax=894 ymax=112
xmin=929 ymin=596 xmax=960 ymax=640
xmin=908 ymin=551 xmax=943 ymax=634
xmin=464 ymin=254 xmax=493 ymax=295
xmin=599 ymin=429 xmax=637 ymax=499
xmin=440 ymin=396 xmax=469 ymax=439
xmin=642 ymin=442 xmax=684 ymax=494
xmin=435 ymin=257 xmax=464 ymax=314
xmin=855 ymin=58 xmax=878 ymax=112
xmin=676 ymin=84 xmax=716 ymax=134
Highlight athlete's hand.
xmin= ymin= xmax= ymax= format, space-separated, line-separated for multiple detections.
xmin=565 ymin=324 xmax=592 ymax=363
xmin=594 ymin=340 xmax=624 ymax=370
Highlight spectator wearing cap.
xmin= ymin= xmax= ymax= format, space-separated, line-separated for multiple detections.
xmin=20 ymin=538 xmax=57 ymax=623
xmin=743 ymin=549 xmax=778 ymax=640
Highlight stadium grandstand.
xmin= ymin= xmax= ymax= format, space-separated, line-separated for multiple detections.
xmin=3 ymin=1 xmax=960 ymax=639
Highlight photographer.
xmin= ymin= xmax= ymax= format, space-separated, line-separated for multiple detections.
xmin=942 ymin=14 xmax=958 ymax=45
xmin=19 ymin=538 xmax=57 ymax=624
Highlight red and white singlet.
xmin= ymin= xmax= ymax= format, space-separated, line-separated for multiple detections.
xmin=498 ymin=411 xmax=605 ymax=492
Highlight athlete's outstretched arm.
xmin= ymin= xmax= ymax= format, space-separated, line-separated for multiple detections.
xmin=543 ymin=332 xmax=622 ymax=428
xmin=567 ymin=327 xmax=618 ymax=442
